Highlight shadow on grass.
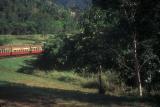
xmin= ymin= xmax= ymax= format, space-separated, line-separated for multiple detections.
xmin=0 ymin=81 xmax=159 ymax=107
xmin=16 ymin=58 xmax=37 ymax=74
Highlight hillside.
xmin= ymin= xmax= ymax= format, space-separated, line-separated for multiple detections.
xmin=0 ymin=0 xmax=79 ymax=35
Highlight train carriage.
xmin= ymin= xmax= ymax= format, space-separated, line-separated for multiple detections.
xmin=31 ymin=45 xmax=43 ymax=54
xmin=0 ymin=44 xmax=43 ymax=57
xmin=11 ymin=45 xmax=31 ymax=56
xmin=0 ymin=46 xmax=11 ymax=56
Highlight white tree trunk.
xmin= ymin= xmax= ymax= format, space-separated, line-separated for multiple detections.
xmin=133 ymin=35 xmax=143 ymax=96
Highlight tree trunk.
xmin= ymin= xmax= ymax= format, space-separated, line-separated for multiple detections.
xmin=133 ymin=34 xmax=143 ymax=96
xmin=98 ymin=65 xmax=105 ymax=94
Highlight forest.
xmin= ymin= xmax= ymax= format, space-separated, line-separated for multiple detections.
xmin=0 ymin=0 xmax=160 ymax=107
xmin=0 ymin=0 xmax=79 ymax=34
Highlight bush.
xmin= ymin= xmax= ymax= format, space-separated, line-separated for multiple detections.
xmin=82 ymin=71 xmax=125 ymax=95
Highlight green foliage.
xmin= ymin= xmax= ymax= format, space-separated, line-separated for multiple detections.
xmin=82 ymin=71 xmax=124 ymax=95
xmin=92 ymin=0 xmax=160 ymax=92
xmin=34 ymin=0 xmax=160 ymax=95
xmin=36 ymin=33 xmax=70 ymax=70
xmin=0 ymin=0 xmax=79 ymax=34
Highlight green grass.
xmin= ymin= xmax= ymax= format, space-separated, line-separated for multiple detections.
xmin=0 ymin=34 xmax=49 ymax=45
xmin=34 ymin=70 xmax=87 ymax=85
xmin=0 ymin=57 xmax=32 ymax=71
xmin=0 ymin=57 xmax=96 ymax=93
xmin=0 ymin=57 xmax=158 ymax=107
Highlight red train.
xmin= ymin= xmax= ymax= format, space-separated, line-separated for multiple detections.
xmin=0 ymin=45 xmax=43 ymax=57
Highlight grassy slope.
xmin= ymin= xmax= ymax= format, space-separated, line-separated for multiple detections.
xmin=0 ymin=35 xmax=48 ymax=45
xmin=0 ymin=57 xmax=157 ymax=107
xmin=0 ymin=57 xmax=86 ymax=91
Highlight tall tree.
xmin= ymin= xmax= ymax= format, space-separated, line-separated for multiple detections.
xmin=93 ymin=0 xmax=160 ymax=96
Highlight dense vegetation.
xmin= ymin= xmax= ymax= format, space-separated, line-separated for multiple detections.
xmin=36 ymin=0 xmax=160 ymax=96
xmin=0 ymin=0 xmax=79 ymax=35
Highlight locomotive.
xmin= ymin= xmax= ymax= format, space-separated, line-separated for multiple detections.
xmin=0 ymin=45 xmax=43 ymax=57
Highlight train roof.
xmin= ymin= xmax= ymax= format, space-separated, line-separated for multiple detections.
xmin=0 ymin=44 xmax=43 ymax=48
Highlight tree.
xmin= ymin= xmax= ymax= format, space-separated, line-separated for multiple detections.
xmin=0 ymin=0 xmax=79 ymax=34
xmin=93 ymin=0 xmax=160 ymax=96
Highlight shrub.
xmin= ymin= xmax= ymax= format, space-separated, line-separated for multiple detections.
xmin=82 ymin=71 xmax=125 ymax=95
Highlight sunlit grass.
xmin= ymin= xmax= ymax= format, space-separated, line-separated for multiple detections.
xmin=0 ymin=57 xmax=32 ymax=71
xmin=0 ymin=34 xmax=48 ymax=45
xmin=0 ymin=57 xmax=95 ymax=93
